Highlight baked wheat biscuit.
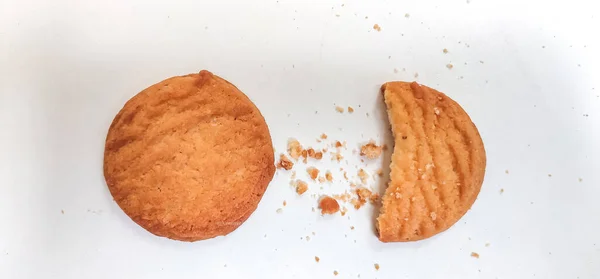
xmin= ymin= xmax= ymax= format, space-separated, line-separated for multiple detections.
xmin=378 ymin=82 xmax=485 ymax=242
xmin=104 ymin=70 xmax=275 ymax=241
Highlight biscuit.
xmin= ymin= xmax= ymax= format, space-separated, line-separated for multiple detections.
xmin=104 ymin=70 xmax=275 ymax=241
xmin=378 ymin=82 xmax=486 ymax=242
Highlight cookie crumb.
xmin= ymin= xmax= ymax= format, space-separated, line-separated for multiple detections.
xmin=374 ymin=263 xmax=380 ymax=270
xmin=315 ymin=256 xmax=320 ymax=263
xmin=335 ymin=141 xmax=343 ymax=148
xmin=307 ymin=167 xmax=320 ymax=180
xmin=348 ymin=106 xmax=354 ymax=113
xmin=307 ymin=148 xmax=316 ymax=158
xmin=446 ymin=64 xmax=454 ymax=69
xmin=358 ymin=169 xmax=369 ymax=184
xmin=333 ymin=270 xmax=339 ymax=276
xmin=325 ymin=171 xmax=333 ymax=182
xmin=332 ymin=152 xmax=344 ymax=162
xmin=471 ymin=252 xmax=480 ymax=259
xmin=335 ymin=106 xmax=345 ymax=113
xmin=295 ymin=180 xmax=308 ymax=195
xmin=319 ymin=195 xmax=340 ymax=214
xmin=340 ymin=206 xmax=348 ymax=216
xmin=287 ymin=139 xmax=303 ymax=160
xmin=290 ymin=171 xmax=296 ymax=179
xmin=500 ymin=188 xmax=504 ymax=194
xmin=373 ymin=24 xmax=381 ymax=31
xmin=318 ymin=176 xmax=326 ymax=183
xmin=277 ymin=154 xmax=294 ymax=170
xmin=376 ymin=168 xmax=383 ymax=177
xmin=283 ymin=200 xmax=287 ymax=206
xmin=350 ymin=226 xmax=355 ymax=230
xmin=314 ymin=151 xmax=323 ymax=160
xmin=353 ymin=187 xmax=378 ymax=209
xmin=276 ymin=208 xmax=283 ymax=213
xmin=443 ymin=48 xmax=448 ymax=54
xmin=320 ymin=133 xmax=328 ymax=139
xmin=360 ymin=142 xmax=383 ymax=159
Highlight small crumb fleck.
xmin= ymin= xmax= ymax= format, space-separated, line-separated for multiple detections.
xmin=291 ymin=171 xmax=296 ymax=179
xmin=283 ymin=200 xmax=287 ymax=206
xmin=319 ymin=195 xmax=340 ymax=215
xmin=358 ymin=169 xmax=369 ymax=184
xmin=548 ymin=174 xmax=552 ymax=177
xmin=320 ymin=133 xmax=328 ymax=139
xmin=318 ymin=176 xmax=326 ymax=183
xmin=315 ymin=256 xmax=320 ymax=263
xmin=374 ymin=263 xmax=380 ymax=271
xmin=276 ymin=208 xmax=283 ymax=213
xmin=485 ymin=243 xmax=490 ymax=247
xmin=471 ymin=252 xmax=480 ymax=259
xmin=446 ymin=64 xmax=454 ymax=69
xmin=306 ymin=236 xmax=311 ymax=241
xmin=500 ymin=188 xmax=504 ymax=194
xmin=61 ymin=210 xmax=64 ymax=214
xmin=333 ymin=270 xmax=339 ymax=276
xmin=307 ymin=167 xmax=320 ymax=181
xmin=443 ymin=48 xmax=448 ymax=54
xmin=373 ymin=24 xmax=381 ymax=31
xmin=348 ymin=106 xmax=354 ymax=113
xmin=325 ymin=171 xmax=333 ymax=182
xmin=360 ymin=142 xmax=383 ymax=159
xmin=350 ymin=226 xmax=355 ymax=230
xmin=405 ymin=13 xmax=410 ymax=18
xmin=505 ymin=170 xmax=509 ymax=174
xmin=414 ymin=72 xmax=419 ymax=78
xmin=335 ymin=106 xmax=345 ymax=113
xmin=579 ymin=178 xmax=583 ymax=182
xmin=277 ymin=154 xmax=294 ymax=170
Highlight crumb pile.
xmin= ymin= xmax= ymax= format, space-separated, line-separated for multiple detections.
xmin=275 ymin=135 xmax=386 ymax=216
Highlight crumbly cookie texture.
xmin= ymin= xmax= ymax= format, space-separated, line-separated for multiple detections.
xmin=378 ymin=81 xmax=486 ymax=242
xmin=104 ymin=70 xmax=275 ymax=241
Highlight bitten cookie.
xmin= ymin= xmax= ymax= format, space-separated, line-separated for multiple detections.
xmin=378 ymin=82 xmax=486 ymax=242
xmin=104 ymin=70 xmax=275 ymax=241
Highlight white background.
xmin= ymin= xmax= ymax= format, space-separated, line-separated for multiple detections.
xmin=1 ymin=0 xmax=599 ymax=278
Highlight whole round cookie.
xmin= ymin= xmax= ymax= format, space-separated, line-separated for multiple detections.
xmin=104 ymin=70 xmax=275 ymax=241
xmin=378 ymin=81 xmax=486 ymax=242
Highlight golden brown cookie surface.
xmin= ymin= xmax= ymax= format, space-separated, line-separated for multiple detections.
xmin=378 ymin=82 xmax=486 ymax=242
xmin=104 ymin=70 xmax=275 ymax=241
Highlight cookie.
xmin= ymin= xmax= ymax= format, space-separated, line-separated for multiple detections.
xmin=103 ymin=70 xmax=275 ymax=241
xmin=378 ymin=81 xmax=486 ymax=242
